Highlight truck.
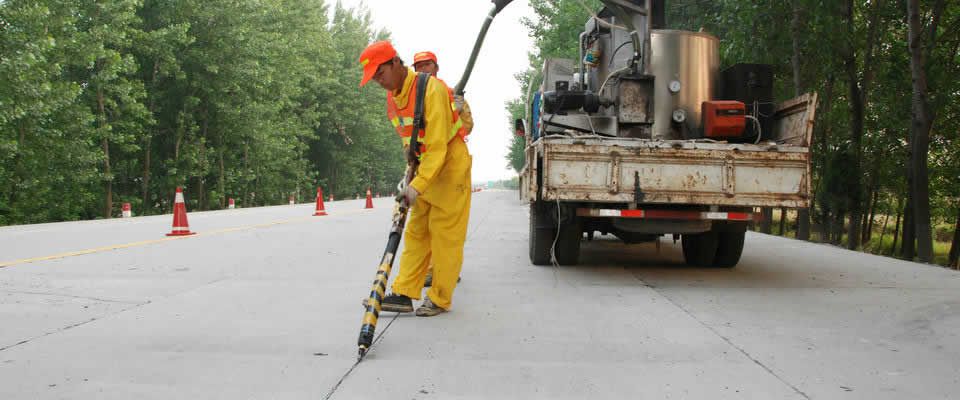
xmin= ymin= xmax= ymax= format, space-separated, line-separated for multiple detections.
xmin=517 ymin=0 xmax=818 ymax=267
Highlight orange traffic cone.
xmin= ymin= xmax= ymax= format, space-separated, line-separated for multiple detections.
xmin=166 ymin=187 xmax=195 ymax=236
xmin=364 ymin=188 xmax=374 ymax=209
xmin=314 ymin=187 xmax=328 ymax=216
xmin=329 ymin=194 xmax=334 ymax=202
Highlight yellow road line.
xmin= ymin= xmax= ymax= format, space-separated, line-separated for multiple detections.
xmin=0 ymin=209 xmax=372 ymax=269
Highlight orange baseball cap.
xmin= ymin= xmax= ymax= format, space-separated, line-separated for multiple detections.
xmin=358 ymin=41 xmax=398 ymax=87
xmin=413 ymin=51 xmax=438 ymax=65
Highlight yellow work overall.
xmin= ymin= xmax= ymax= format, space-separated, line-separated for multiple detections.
xmin=386 ymin=69 xmax=472 ymax=310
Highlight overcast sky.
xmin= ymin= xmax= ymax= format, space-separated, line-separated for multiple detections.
xmin=336 ymin=0 xmax=536 ymax=183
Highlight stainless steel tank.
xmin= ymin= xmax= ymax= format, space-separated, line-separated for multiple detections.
xmin=649 ymin=30 xmax=719 ymax=140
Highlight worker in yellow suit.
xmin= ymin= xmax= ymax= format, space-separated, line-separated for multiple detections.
xmin=358 ymin=41 xmax=472 ymax=316
xmin=412 ymin=50 xmax=473 ymax=287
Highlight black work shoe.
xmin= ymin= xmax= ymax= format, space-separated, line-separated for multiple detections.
xmin=415 ymin=297 xmax=447 ymax=317
xmin=377 ymin=293 xmax=413 ymax=313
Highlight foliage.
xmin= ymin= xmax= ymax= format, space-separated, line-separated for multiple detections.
xmin=0 ymin=0 xmax=405 ymax=224
xmin=507 ymin=0 xmax=960 ymax=266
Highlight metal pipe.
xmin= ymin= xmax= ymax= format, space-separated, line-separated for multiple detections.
xmin=578 ymin=31 xmax=587 ymax=89
xmin=601 ymin=2 xmax=642 ymax=73
xmin=643 ymin=0 xmax=653 ymax=74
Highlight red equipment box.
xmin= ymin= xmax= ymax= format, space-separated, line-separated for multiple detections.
xmin=701 ymin=100 xmax=746 ymax=138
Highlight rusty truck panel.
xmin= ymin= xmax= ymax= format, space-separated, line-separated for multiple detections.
xmin=523 ymin=93 xmax=817 ymax=209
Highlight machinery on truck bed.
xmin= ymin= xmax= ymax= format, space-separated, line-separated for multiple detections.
xmin=517 ymin=0 xmax=818 ymax=267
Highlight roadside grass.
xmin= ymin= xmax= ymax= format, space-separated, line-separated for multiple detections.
xmin=755 ymin=209 xmax=956 ymax=269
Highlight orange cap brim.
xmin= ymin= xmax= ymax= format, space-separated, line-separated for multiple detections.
xmin=359 ymin=63 xmax=377 ymax=87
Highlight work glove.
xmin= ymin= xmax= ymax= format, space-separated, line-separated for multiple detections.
xmin=399 ymin=184 xmax=419 ymax=206
xmin=453 ymin=95 xmax=465 ymax=112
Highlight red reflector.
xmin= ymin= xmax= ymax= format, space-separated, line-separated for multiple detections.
xmin=727 ymin=212 xmax=751 ymax=221
xmin=644 ymin=210 xmax=701 ymax=220
xmin=621 ymin=210 xmax=644 ymax=217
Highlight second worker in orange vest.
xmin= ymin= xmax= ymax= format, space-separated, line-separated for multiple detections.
xmin=412 ymin=50 xmax=473 ymax=288
xmin=358 ymin=41 xmax=472 ymax=317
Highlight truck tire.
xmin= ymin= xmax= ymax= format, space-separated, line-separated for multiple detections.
xmin=681 ymin=232 xmax=719 ymax=267
xmin=529 ymin=203 xmax=555 ymax=265
xmin=553 ymin=221 xmax=581 ymax=265
xmin=713 ymin=231 xmax=745 ymax=268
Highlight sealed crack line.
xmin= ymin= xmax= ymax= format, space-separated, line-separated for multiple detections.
xmin=322 ymin=312 xmax=401 ymax=400
xmin=324 ymin=193 xmax=495 ymax=399
xmin=0 ymin=300 xmax=152 ymax=352
xmin=0 ymin=289 xmax=142 ymax=305
xmin=635 ymin=273 xmax=811 ymax=400
xmin=0 ymin=276 xmax=229 ymax=354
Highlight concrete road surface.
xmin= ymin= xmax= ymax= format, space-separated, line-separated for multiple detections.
xmin=1 ymin=190 xmax=958 ymax=399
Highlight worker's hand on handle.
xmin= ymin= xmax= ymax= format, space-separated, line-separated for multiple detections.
xmin=453 ymin=95 xmax=465 ymax=112
xmin=400 ymin=184 xmax=419 ymax=206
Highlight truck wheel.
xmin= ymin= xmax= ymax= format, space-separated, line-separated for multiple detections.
xmin=529 ymin=203 xmax=555 ymax=265
xmin=554 ymin=221 xmax=581 ymax=265
xmin=713 ymin=231 xmax=745 ymax=268
xmin=681 ymin=232 xmax=719 ymax=267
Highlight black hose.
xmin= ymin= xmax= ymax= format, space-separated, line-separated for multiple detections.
xmin=455 ymin=0 xmax=514 ymax=95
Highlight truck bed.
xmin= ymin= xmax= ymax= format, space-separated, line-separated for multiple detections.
xmin=521 ymin=93 xmax=818 ymax=209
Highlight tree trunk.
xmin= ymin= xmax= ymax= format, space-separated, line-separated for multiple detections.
xmin=813 ymin=75 xmax=837 ymax=242
xmin=142 ymin=59 xmax=160 ymax=215
xmin=790 ymin=0 xmax=803 ymax=97
xmin=142 ymin=134 xmax=152 ymax=214
xmin=907 ymin=0 xmax=936 ymax=263
xmin=902 ymin=196 xmax=916 ymax=259
xmin=197 ymin=107 xmax=208 ymax=211
xmin=876 ymin=208 xmax=890 ymax=253
xmin=790 ymin=0 xmax=811 ymax=241
xmin=843 ymin=70 xmax=863 ymax=250
xmin=890 ymin=199 xmax=903 ymax=256
xmin=10 ymin=123 xmax=27 ymax=206
xmin=98 ymin=88 xmax=112 ymax=219
xmin=197 ymin=155 xmax=206 ymax=212
xmin=219 ymin=148 xmax=225 ymax=209
xmin=840 ymin=1 xmax=859 ymax=250
xmin=863 ymin=187 xmax=879 ymax=243
xmin=832 ymin=211 xmax=846 ymax=245
xmin=242 ymin=144 xmax=250 ymax=207
xmin=948 ymin=210 xmax=959 ymax=268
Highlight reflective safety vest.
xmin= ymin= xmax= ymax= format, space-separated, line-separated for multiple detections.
xmin=386 ymin=74 xmax=466 ymax=155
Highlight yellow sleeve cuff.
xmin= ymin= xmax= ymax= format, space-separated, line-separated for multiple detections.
xmin=410 ymin=177 xmax=427 ymax=194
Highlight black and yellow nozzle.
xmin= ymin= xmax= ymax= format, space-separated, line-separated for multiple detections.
xmin=357 ymin=201 xmax=406 ymax=359
xmin=357 ymin=258 xmax=389 ymax=358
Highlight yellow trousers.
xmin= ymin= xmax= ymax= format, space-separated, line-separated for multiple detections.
xmin=391 ymin=139 xmax=472 ymax=310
